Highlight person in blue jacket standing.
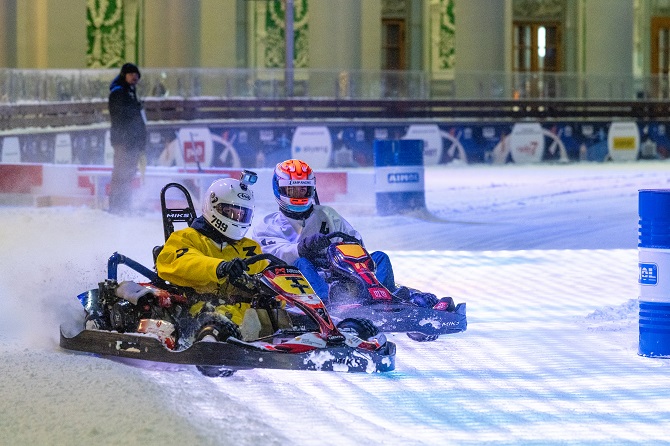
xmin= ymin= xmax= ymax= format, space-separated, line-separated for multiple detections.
xmin=108 ymin=62 xmax=147 ymax=214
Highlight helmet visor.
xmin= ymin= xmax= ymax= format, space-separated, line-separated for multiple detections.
xmin=215 ymin=203 xmax=253 ymax=224
xmin=279 ymin=185 xmax=314 ymax=199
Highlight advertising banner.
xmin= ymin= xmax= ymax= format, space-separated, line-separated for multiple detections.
xmin=402 ymin=124 xmax=443 ymax=165
xmin=4 ymin=119 xmax=670 ymax=168
xmin=54 ymin=133 xmax=73 ymax=164
xmin=508 ymin=123 xmax=545 ymax=164
xmin=1 ymin=137 xmax=21 ymax=163
xmin=291 ymin=126 xmax=332 ymax=169
xmin=608 ymin=121 xmax=639 ymax=162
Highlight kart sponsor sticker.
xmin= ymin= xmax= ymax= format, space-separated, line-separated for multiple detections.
xmin=640 ymin=262 xmax=658 ymax=285
xmin=272 ymin=274 xmax=315 ymax=295
xmin=368 ymin=287 xmax=391 ymax=300
xmin=387 ymin=172 xmax=420 ymax=183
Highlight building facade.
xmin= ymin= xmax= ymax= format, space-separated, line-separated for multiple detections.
xmin=0 ymin=0 xmax=669 ymax=99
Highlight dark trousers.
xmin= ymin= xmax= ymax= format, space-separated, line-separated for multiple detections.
xmin=109 ymin=145 xmax=142 ymax=213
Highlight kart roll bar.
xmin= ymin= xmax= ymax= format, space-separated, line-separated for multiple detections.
xmin=107 ymin=252 xmax=161 ymax=282
xmin=160 ymin=182 xmax=197 ymax=241
xmin=158 ymin=172 xmax=256 ymax=242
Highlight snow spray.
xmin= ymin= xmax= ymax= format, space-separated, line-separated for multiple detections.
xmin=638 ymin=189 xmax=670 ymax=357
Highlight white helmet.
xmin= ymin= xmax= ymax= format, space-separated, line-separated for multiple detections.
xmin=202 ymin=178 xmax=254 ymax=241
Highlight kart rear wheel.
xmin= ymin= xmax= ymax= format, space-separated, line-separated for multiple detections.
xmin=195 ymin=322 xmax=241 ymax=378
xmin=337 ymin=317 xmax=379 ymax=340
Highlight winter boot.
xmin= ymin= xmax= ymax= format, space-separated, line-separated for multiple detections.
xmin=392 ymin=286 xmax=411 ymax=301
xmin=393 ymin=286 xmax=439 ymax=308
xmin=434 ymin=296 xmax=456 ymax=312
xmin=408 ymin=290 xmax=439 ymax=308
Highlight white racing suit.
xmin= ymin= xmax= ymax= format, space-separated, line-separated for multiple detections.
xmin=252 ymin=205 xmax=395 ymax=300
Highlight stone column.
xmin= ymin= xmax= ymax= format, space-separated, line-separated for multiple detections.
xmin=453 ymin=0 xmax=507 ymax=98
xmin=583 ymin=0 xmax=634 ymax=98
xmin=309 ymin=0 xmax=361 ymax=70
xmin=143 ymin=0 xmax=201 ymax=67
xmin=584 ymin=0 xmax=634 ymax=74
xmin=0 ymin=0 xmax=17 ymax=67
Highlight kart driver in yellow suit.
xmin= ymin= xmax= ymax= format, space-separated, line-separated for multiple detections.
xmin=156 ymin=177 xmax=268 ymax=326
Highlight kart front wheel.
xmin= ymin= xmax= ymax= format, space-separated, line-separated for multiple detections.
xmin=195 ymin=322 xmax=241 ymax=378
xmin=406 ymin=332 xmax=439 ymax=342
xmin=337 ymin=317 xmax=379 ymax=341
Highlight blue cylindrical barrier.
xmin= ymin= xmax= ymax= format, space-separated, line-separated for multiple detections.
xmin=638 ymin=189 xmax=670 ymax=357
xmin=373 ymin=139 xmax=425 ymax=216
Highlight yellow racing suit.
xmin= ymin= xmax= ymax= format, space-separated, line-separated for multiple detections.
xmin=156 ymin=216 xmax=268 ymax=325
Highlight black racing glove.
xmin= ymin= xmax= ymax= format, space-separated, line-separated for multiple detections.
xmin=297 ymin=233 xmax=331 ymax=260
xmin=216 ymin=258 xmax=248 ymax=282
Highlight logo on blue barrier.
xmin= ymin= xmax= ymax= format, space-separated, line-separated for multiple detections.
xmin=387 ymin=172 xmax=420 ymax=183
xmin=640 ymin=262 xmax=658 ymax=285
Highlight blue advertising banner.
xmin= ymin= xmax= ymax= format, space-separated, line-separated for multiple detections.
xmin=2 ymin=120 xmax=669 ymax=167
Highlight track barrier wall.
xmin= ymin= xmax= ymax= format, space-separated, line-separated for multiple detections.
xmin=0 ymin=163 xmax=370 ymax=211
xmin=1 ymin=103 xmax=668 ymax=210
xmin=0 ymin=119 xmax=667 ymax=171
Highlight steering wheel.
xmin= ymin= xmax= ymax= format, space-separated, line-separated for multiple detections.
xmin=225 ymin=253 xmax=288 ymax=294
xmin=233 ymin=253 xmax=288 ymax=292
xmin=307 ymin=231 xmax=362 ymax=269
xmin=236 ymin=253 xmax=291 ymax=308
xmin=243 ymin=253 xmax=288 ymax=269
xmin=326 ymin=231 xmax=361 ymax=244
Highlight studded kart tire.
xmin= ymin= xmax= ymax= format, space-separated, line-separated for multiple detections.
xmin=196 ymin=365 xmax=236 ymax=378
xmin=195 ymin=321 xmax=241 ymax=378
xmin=336 ymin=317 xmax=379 ymax=341
xmin=406 ymin=332 xmax=439 ymax=342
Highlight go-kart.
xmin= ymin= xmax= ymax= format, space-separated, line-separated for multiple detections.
xmin=59 ymin=182 xmax=395 ymax=377
xmin=320 ymin=232 xmax=467 ymax=342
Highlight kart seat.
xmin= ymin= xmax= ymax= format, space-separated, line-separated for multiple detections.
xmin=153 ymin=245 xmax=163 ymax=264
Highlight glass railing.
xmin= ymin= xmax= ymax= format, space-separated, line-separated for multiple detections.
xmin=0 ymin=68 xmax=668 ymax=103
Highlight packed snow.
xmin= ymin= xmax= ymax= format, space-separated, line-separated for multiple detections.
xmin=2 ymin=161 xmax=670 ymax=445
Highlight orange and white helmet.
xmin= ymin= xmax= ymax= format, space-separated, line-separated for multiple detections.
xmin=272 ymin=159 xmax=316 ymax=215
xmin=202 ymin=178 xmax=254 ymax=241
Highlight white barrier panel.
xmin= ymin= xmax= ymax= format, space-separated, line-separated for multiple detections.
xmin=509 ymin=122 xmax=545 ymax=164
xmin=608 ymin=121 xmax=639 ymax=162
xmin=291 ymin=126 xmax=332 ymax=169
xmin=1 ymin=137 xmax=21 ymax=163
xmin=0 ymin=163 xmax=375 ymax=209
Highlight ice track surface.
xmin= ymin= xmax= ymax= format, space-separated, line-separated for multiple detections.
xmin=1 ymin=162 xmax=670 ymax=445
